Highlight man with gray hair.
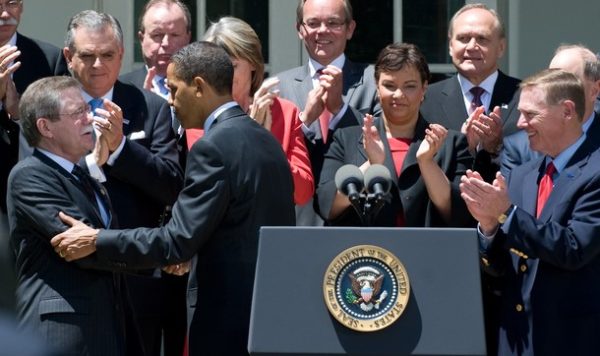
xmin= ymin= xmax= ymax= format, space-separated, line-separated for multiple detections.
xmin=7 ymin=76 xmax=130 ymax=355
xmin=421 ymin=3 xmax=521 ymax=183
xmin=62 ymin=10 xmax=184 ymax=355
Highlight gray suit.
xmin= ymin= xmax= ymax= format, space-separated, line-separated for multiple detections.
xmin=276 ymin=59 xmax=379 ymax=226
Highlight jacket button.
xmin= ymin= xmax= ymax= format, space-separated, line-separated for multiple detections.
xmin=519 ymin=264 xmax=527 ymax=272
xmin=515 ymin=304 xmax=523 ymax=312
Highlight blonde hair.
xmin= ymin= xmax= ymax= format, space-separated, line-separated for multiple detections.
xmin=203 ymin=17 xmax=264 ymax=95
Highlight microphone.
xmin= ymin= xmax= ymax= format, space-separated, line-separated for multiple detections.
xmin=364 ymin=164 xmax=392 ymax=199
xmin=334 ymin=164 xmax=364 ymax=203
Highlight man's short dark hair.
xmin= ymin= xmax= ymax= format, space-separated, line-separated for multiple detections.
xmin=170 ymin=41 xmax=233 ymax=96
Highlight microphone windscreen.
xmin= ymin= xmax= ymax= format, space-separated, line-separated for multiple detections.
xmin=334 ymin=164 xmax=364 ymax=194
xmin=364 ymin=164 xmax=392 ymax=193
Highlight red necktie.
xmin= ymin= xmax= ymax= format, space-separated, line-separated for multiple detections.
xmin=470 ymin=86 xmax=484 ymax=113
xmin=536 ymin=162 xmax=556 ymax=218
xmin=316 ymin=68 xmax=332 ymax=143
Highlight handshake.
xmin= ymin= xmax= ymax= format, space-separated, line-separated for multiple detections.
xmin=334 ymin=164 xmax=393 ymax=226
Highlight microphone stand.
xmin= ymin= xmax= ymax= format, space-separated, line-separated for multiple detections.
xmin=350 ymin=192 xmax=392 ymax=226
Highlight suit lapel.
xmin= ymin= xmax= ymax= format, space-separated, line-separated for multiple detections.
xmin=32 ymin=150 xmax=109 ymax=227
xmin=441 ymin=77 xmax=469 ymax=130
xmin=291 ymin=64 xmax=313 ymax=109
xmin=342 ymin=60 xmax=364 ymax=103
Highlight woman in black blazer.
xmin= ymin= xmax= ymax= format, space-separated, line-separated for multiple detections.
xmin=317 ymin=43 xmax=474 ymax=227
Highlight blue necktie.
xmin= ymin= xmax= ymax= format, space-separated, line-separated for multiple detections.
xmin=89 ymin=98 xmax=103 ymax=115
xmin=157 ymin=77 xmax=169 ymax=97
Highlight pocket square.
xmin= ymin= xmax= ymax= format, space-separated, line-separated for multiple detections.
xmin=130 ymin=131 xmax=146 ymax=140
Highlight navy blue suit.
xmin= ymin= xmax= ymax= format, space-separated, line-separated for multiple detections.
xmin=484 ymin=136 xmax=600 ymax=355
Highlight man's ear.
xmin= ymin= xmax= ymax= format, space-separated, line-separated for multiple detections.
xmin=562 ymin=99 xmax=577 ymax=121
xmin=193 ymin=76 xmax=206 ymax=97
xmin=63 ymin=47 xmax=73 ymax=66
xmin=36 ymin=118 xmax=53 ymax=138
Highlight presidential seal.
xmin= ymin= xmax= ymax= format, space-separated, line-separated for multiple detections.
xmin=323 ymin=245 xmax=410 ymax=332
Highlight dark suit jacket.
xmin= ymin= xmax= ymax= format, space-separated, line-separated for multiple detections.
xmin=7 ymin=150 xmax=127 ymax=355
xmin=317 ymin=116 xmax=474 ymax=227
xmin=119 ymin=67 xmax=147 ymax=90
xmin=420 ymin=71 xmax=521 ymax=134
xmin=484 ymin=138 xmax=600 ymax=355
xmin=93 ymin=106 xmax=296 ymax=355
xmin=96 ymin=80 xmax=183 ymax=229
xmin=13 ymin=33 xmax=68 ymax=93
xmin=420 ymin=71 xmax=521 ymax=182
xmin=501 ymin=112 xmax=600 ymax=177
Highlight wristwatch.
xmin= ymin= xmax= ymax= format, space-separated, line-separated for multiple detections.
xmin=497 ymin=204 xmax=514 ymax=224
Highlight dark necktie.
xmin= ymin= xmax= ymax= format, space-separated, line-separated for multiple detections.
xmin=470 ymin=86 xmax=485 ymax=112
xmin=316 ymin=68 xmax=332 ymax=143
xmin=536 ymin=162 xmax=556 ymax=218
xmin=72 ymin=165 xmax=99 ymax=205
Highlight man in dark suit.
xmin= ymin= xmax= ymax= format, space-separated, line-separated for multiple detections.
xmin=63 ymin=10 xmax=184 ymax=355
xmin=0 ymin=0 xmax=68 ymax=312
xmin=120 ymin=0 xmax=191 ymax=102
xmin=52 ymin=41 xmax=296 ymax=356
xmin=501 ymin=44 xmax=600 ymax=177
xmin=420 ymin=3 xmax=520 ymax=183
xmin=460 ymin=69 xmax=600 ymax=355
xmin=7 ymin=76 xmax=130 ymax=355
xmin=275 ymin=0 xmax=378 ymax=226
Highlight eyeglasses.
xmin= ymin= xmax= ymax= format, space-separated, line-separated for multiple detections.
xmin=0 ymin=0 xmax=22 ymax=12
xmin=59 ymin=104 xmax=91 ymax=119
xmin=301 ymin=18 xmax=346 ymax=31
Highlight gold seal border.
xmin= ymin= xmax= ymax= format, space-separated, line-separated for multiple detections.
xmin=323 ymin=244 xmax=410 ymax=332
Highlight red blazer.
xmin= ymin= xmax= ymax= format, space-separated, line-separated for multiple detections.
xmin=186 ymin=98 xmax=314 ymax=205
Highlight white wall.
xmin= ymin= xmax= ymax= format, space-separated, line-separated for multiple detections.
xmin=507 ymin=0 xmax=600 ymax=79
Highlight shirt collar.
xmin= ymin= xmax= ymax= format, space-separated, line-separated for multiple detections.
xmin=36 ymin=148 xmax=76 ymax=173
xmin=457 ymin=71 xmax=498 ymax=97
xmin=82 ymin=87 xmax=115 ymax=103
xmin=203 ymin=101 xmax=238 ymax=132
xmin=308 ymin=53 xmax=346 ymax=78
xmin=8 ymin=32 xmax=16 ymax=46
xmin=548 ymin=132 xmax=586 ymax=173
xmin=582 ymin=112 xmax=595 ymax=134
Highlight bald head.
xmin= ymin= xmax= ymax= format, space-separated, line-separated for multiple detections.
xmin=549 ymin=45 xmax=600 ymax=120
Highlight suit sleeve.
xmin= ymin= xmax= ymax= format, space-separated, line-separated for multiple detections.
xmin=447 ymin=133 xmax=477 ymax=227
xmin=108 ymin=99 xmax=183 ymax=205
xmin=95 ymin=138 xmax=230 ymax=268
xmin=497 ymin=168 xmax=600 ymax=270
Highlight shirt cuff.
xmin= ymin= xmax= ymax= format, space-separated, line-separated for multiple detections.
xmin=477 ymin=223 xmax=498 ymax=251
xmin=85 ymin=154 xmax=107 ymax=183
xmin=328 ymin=103 xmax=348 ymax=130
xmin=106 ymin=136 xmax=126 ymax=166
